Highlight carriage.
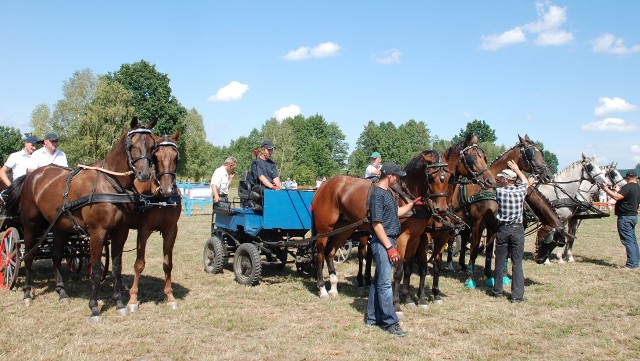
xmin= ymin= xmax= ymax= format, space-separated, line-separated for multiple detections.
xmin=203 ymin=189 xmax=324 ymax=286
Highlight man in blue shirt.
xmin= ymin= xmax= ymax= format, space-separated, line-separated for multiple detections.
xmin=365 ymin=162 xmax=422 ymax=337
xmin=251 ymin=139 xmax=281 ymax=191
xmin=490 ymin=160 xmax=533 ymax=303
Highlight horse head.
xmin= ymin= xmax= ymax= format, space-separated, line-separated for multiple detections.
xmin=151 ymin=129 xmax=181 ymax=197
xmin=126 ymin=116 xmax=158 ymax=185
xmin=606 ymin=162 xmax=627 ymax=188
xmin=448 ymin=133 xmax=494 ymax=188
xmin=518 ymin=134 xmax=552 ymax=183
xmin=418 ymin=150 xmax=452 ymax=212
xmin=580 ymin=154 xmax=611 ymax=188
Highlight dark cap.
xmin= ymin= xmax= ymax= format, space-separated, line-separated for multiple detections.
xmin=260 ymin=139 xmax=274 ymax=149
xmin=380 ymin=162 xmax=407 ymax=177
xmin=625 ymin=170 xmax=637 ymax=178
xmin=44 ymin=133 xmax=60 ymax=141
xmin=24 ymin=136 xmax=39 ymax=144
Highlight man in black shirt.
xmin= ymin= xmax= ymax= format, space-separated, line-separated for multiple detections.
xmin=601 ymin=170 xmax=640 ymax=270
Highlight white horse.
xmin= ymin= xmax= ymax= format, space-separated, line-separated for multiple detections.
xmin=535 ymin=154 xmax=612 ymax=264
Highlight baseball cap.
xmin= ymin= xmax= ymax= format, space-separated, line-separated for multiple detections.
xmin=380 ymin=162 xmax=406 ymax=177
xmin=260 ymin=139 xmax=274 ymax=149
xmin=497 ymin=169 xmax=517 ymax=181
xmin=24 ymin=136 xmax=39 ymax=144
xmin=625 ymin=170 xmax=637 ymax=178
xmin=370 ymin=151 xmax=381 ymax=159
xmin=44 ymin=133 xmax=60 ymax=141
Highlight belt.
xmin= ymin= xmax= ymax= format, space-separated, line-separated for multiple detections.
xmin=498 ymin=222 xmax=522 ymax=227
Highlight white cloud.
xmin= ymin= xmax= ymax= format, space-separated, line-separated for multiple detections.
xmin=594 ymin=97 xmax=637 ymax=116
xmin=581 ymin=117 xmax=640 ymax=132
xmin=480 ymin=2 xmax=573 ymax=51
xmin=373 ymin=48 xmax=403 ymax=64
xmin=592 ymin=33 xmax=640 ymax=56
xmin=631 ymin=145 xmax=640 ymax=153
xmin=282 ymin=42 xmax=340 ymax=61
xmin=480 ymin=27 xmax=526 ymax=51
xmin=207 ymin=81 xmax=249 ymax=102
xmin=273 ymin=104 xmax=301 ymax=121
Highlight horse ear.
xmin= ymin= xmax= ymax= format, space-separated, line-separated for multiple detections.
xmin=525 ymin=134 xmax=531 ymax=141
xmin=172 ymin=128 xmax=181 ymax=142
xmin=130 ymin=115 xmax=140 ymax=129
xmin=518 ymin=134 xmax=524 ymax=143
xmin=147 ymin=117 xmax=158 ymax=130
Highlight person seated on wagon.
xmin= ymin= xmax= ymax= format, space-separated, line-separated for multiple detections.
xmin=0 ymin=135 xmax=38 ymax=187
xmin=250 ymin=139 xmax=282 ymax=198
xmin=365 ymin=151 xmax=382 ymax=179
xmin=210 ymin=156 xmax=237 ymax=207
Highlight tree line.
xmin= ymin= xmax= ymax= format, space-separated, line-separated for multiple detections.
xmin=1 ymin=60 xmax=568 ymax=187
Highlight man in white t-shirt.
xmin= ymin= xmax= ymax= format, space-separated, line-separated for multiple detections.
xmin=365 ymin=151 xmax=382 ymax=179
xmin=210 ymin=156 xmax=238 ymax=204
xmin=0 ymin=136 xmax=38 ymax=186
xmin=28 ymin=133 xmax=68 ymax=170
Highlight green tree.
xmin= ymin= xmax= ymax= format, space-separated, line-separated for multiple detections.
xmin=0 ymin=126 xmax=23 ymax=163
xmin=181 ymin=108 xmax=216 ymax=181
xmin=109 ymin=60 xmax=187 ymax=135
xmin=30 ymin=104 xmax=52 ymax=139
xmin=452 ymin=119 xmax=497 ymax=144
xmin=541 ymin=147 xmax=559 ymax=174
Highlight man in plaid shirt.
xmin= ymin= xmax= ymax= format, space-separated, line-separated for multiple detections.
xmin=490 ymin=160 xmax=534 ymax=303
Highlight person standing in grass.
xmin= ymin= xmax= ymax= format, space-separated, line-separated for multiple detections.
xmin=600 ymin=169 xmax=640 ymax=270
xmin=365 ymin=162 xmax=422 ymax=337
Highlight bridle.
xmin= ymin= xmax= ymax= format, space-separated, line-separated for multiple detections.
xmin=125 ymin=128 xmax=155 ymax=175
xmin=424 ymin=154 xmax=452 ymax=199
xmin=520 ymin=142 xmax=549 ymax=178
xmin=152 ymin=137 xmax=179 ymax=182
xmin=458 ymin=144 xmax=491 ymax=188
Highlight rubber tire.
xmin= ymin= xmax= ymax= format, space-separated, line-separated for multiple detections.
xmin=233 ymin=243 xmax=262 ymax=286
xmin=203 ymin=236 xmax=225 ymax=274
xmin=0 ymin=227 xmax=20 ymax=291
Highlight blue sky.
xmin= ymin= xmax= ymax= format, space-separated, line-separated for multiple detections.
xmin=1 ymin=1 xmax=639 ymax=169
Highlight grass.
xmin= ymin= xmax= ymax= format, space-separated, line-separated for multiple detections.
xmin=1 ymin=213 xmax=639 ymax=360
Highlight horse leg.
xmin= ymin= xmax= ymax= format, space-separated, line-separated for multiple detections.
xmin=356 ymin=236 xmax=368 ymax=287
xmin=566 ymin=219 xmax=580 ymax=262
xmin=463 ymin=228 xmax=479 ymax=288
xmin=128 ymin=228 xmax=150 ymax=312
xmin=458 ymin=228 xmax=470 ymax=273
xmin=400 ymin=258 xmax=414 ymax=308
xmin=51 ymin=233 xmax=69 ymax=303
xmin=315 ymin=236 xmax=329 ymax=300
xmin=445 ymin=236 xmax=455 ymax=272
xmin=162 ymin=222 xmax=178 ymax=309
xmin=365 ymin=238 xmax=373 ymax=285
xmin=392 ymin=259 xmax=404 ymax=315
xmin=417 ymin=237 xmax=432 ymax=307
xmin=110 ymin=229 xmax=130 ymax=317
xmin=483 ymin=232 xmax=496 ymax=287
xmin=88 ymin=238 xmax=106 ymax=322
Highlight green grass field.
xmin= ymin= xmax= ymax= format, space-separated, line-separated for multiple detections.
xmin=1 ymin=213 xmax=639 ymax=361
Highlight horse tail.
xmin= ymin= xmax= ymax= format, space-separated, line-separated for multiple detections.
xmin=1 ymin=174 xmax=27 ymax=217
xmin=310 ymin=206 xmax=317 ymax=237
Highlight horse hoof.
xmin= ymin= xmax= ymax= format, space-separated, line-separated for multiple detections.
xmin=484 ymin=277 xmax=495 ymax=287
xmin=432 ymin=299 xmax=443 ymax=305
xmin=127 ymin=303 xmax=139 ymax=313
xmin=116 ymin=307 xmax=129 ymax=317
xmin=396 ymin=311 xmax=404 ymax=319
xmin=167 ymin=301 xmax=178 ymax=310
xmin=503 ymin=276 xmax=511 ymax=285
xmin=23 ymin=298 xmax=32 ymax=308
xmin=328 ymin=290 xmax=338 ymax=298
xmin=464 ymin=279 xmax=476 ymax=289
xmin=404 ymin=302 xmax=417 ymax=309
xmin=319 ymin=293 xmax=331 ymax=301
xmin=59 ymin=297 xmax=70 ymax=305
xmin=89 ymin=315 xmax=102 ymax=323
xmin=543 ymin=259 xmax=551 ymax=265
xmin=568 ymin=257 xmax=575 ymax=263
xmin=418 ymin=303 xmax=429 ymax=309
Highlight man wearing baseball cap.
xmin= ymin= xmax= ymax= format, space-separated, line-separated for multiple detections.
xmin=250 ymin=140 xmax=281 ymax=202
xmin=490 ymin=160 xmax=534 ymax=303
xmin=28 ymin=132 xmax=68 ymax=171
xmin=0 ymin=135 xmax=39 ymax=186
xmin=600 ymin=169 xmax=640 ymax=270
xmin=365 ymin=162 xmax=423 ymax=337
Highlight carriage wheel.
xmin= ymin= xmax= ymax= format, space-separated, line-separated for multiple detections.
xmin=203 ymin=236 xmax=225 ymax=274
xmin=334 ymin=241 xmax=353 ymax=264
xmin=233 ymin=243 xmax=262 ymax=286
xmin=66 ymin=257 xmax=83 ymax=273
xmin=0 ymin=227 xmax=20 ymax=291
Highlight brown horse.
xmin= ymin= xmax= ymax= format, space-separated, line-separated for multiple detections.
xmin=393 ymin=150 xmax=461 ymax=312
xmin=451 ymin=134 xmax=552 ymax=288
xmin=127 ymin=130 xmax=181 ymax=312
xmin=2 ymin=117 xmax=157 ymax=322
xmin=526 ymin=186 xmax=567 ymax=264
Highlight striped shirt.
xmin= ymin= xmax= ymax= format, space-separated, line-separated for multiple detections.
xmin=496 ymin=181 xmax=527 ymax=224
xmin=369 ymin=186 xmax=400 ymax=237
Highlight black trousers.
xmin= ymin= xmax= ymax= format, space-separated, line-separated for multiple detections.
xmin=493 ymin=223 xmax=525 ymax=299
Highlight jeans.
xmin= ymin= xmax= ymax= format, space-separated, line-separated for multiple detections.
xmin=617 ymin=215 xmax=639 ymax=269
xmin=493 ymin=223 xmax=525 ymax=299
xmin=366 ymin=237 xmax=398 ymax=327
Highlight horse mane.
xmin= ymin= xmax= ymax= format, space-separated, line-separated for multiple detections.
xmin=404 ymin=150 xmax=438 ymax=174
xmin=489 ymin=142 xmax=519 ymax=167
xmin=555 ymin=159 xmax=584 ymax=178
xmin=1 ymin=174 xmax=27 ymax=217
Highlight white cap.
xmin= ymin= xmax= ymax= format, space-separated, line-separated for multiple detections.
xmin=497 ymin=169 xmax=517 ymax=181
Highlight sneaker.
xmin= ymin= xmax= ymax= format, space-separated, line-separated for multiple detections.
xmin=488 ymin=291 xmax=503 ymax=298
xmin=622 ymin=266 xmax=639 ymax=271
xmin=509 ymin=297 xmax=526 ymax=303
xmin=384 ymin=323 xmax=405 ymax=337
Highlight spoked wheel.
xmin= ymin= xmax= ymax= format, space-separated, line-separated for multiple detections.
xmin=66 ymin=257 xmax=83 ymax=273
xmin=335 ymin=240 xmax=353 ymax=264
xmin=233 ymin=243 xmax=262 ymax=286
xmin=203 ymin=236 xmax=225 ymax=274
xmin=0 ymin=227 xmax=20 ymax=291
xmin=87 ymin=243 xmax=110 ymax=282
